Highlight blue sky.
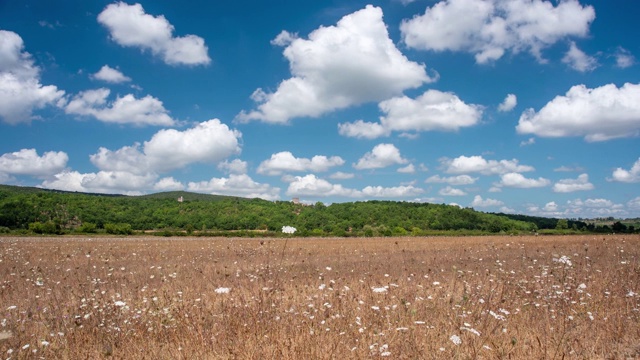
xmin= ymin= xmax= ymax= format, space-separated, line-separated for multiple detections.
xmin=1 ymin=0 xmax=639 ymax=218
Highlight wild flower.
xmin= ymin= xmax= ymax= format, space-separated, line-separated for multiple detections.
xmin=450 ymin=334 xmax=462 ymax=345
xmin=114 ymin=301 xmax=126 ymax=307
xmin=215 ymin=287 xmax=231 ymax=294
xmin=553 ymin=255 xmax=572 ymax=266
xmin=460 ymin=326 xmax=481 ymax=336
xmin=372 ymin=286 xmax=388 ymax=293
xmin=489 ymin=310 xmax=506 ymax=321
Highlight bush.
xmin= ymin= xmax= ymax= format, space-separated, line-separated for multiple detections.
xmin=29 ymin=221 xmax=61 ymax=235
xmin=0 ymin=226 xmax=10 ymax=234
xmin=104 ymin=223 xmax=133 ymax=235
xmin=78 ymin=222 xmax=97 ymax=233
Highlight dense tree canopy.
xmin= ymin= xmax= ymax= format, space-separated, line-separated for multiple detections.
xmin=0 ymin=185 xmax=633 ymax=236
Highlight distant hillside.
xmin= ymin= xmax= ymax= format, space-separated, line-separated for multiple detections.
xmin=0 ymin=184 xmax=571 ymax=236
xmin=137 ymin=190 xmax=246 ymax=202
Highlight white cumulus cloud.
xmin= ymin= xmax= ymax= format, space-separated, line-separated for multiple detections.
xmin=562 ymin=41 xmax=598 ymax=72
xmin=553 ymin=173 xmax=594 ymax=192
xmin=65 ymin=88 xmax=175 ymax=126
xmin=614 ymin=47 xmax=635 ymax=69
xmin=361 ymin=185 xmax=423 ymax=197
xmin=0 ymin=30 xmax=65 ymax=124
xmin=499 ymin=172 xmax=550 ymax=188
xmin=609 ymin=158 xmax=640 ymax=183
xmin=91 ymin=65 xmax=131 ymax=83
xmin=97 ymin=2 xmax=210 ymax=66
xmin=90 ymin=119 xmax=242 ymax=174
xmin=41 ymin=170 xmax=156 ymax=195
xmin=471 ymin=195 xmax=504 ymax=207
xmin=498 ymin=94 xmax=517 ymax=112
xmin=257 ymin=151 xmax=344 ymax=176
xmin=286 ymin=174 xmax=359 ymax=198
xmin=425 ymin=174 xmax=478 ymax=185
xmin=329 ymin=171 xmax=355 ymax=180
xmin=354 ymin=143 xmax=408 ymax=170
xmin=439 ymin=186 xmax=467 ymax=196
xmin=0 ymin=148 xmax=68 ymax=177
xmin=237 ymin=5 xmax=433 ymax=124
xmin=339 ymin=90 xmax=481 ymax=139
xmin=218 ymin=159 xmax=248 ymax=175
xmin=443 ymin=155 xmax=534 ymax=175
xmin=516 ymin=83 xmax=640 ymax=142
xmin=187 ymin=174 xmax=280 ymax=200
xmin=286 ymin=174 xmax=423 ymax=199
xmin=401 ymin=0 xmax=595 ymax=64
xmin=397 ymin=164 xmax=416 ymax=173
xmin=153 ymin=177 xmax=184 ymax=191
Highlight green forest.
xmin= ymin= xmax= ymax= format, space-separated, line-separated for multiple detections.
xmin=0 ymin=185 xmax=634 ymax=236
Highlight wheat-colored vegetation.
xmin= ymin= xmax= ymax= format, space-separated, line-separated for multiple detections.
xmin=1 ymin=235 xmax=639 ymax=359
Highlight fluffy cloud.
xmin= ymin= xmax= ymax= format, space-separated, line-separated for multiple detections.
xmin=91 ymin=65 xmax=131 ymax=83
xmin=562 ymin=41 xmax=597 ymax=72
xmin=498 ymin=94 xmax=517 ymax=112
xmin=443 ymin=155 xmax=534 ymax=175
xmin=354 ymin=143 xmax=408 ymax=170
xmin=257 ymin=151 xmax=344 ymax=176
xmin=338 ymin=120 xmax=389 ymax=139
xmin=285 ymin=174 xmax=422 ymax=198
xmin=187 ymin=174 xmax=280 ymax=200
xmin=565 ymin=198 xmax=626 ymax=217
xmin=339 ymin=90 xmax=481 ymax=139
xmin=0 ymin=148 xmax=68 ymax=177
xmin=609 ymin=158 xmax=640 ymax=183
xmin=553 ymin=173 xmax=594 ymax=192
xmin=628 ymin=197 xmax=640 ymax=210
xmin=218 ymin=159 xmax=248 ymax=175
xmin=361 ymin=185 xmax=423 ymax=197
xmin=0 ymin=30 xmax=65 ymax=124
xmin=97 ymin=2 xmax=210 ymax=66
xmin=65 ymin=88 xmax=175 ymax=126
xmin=90 ymin=119 xmax=242 ymax=173
xmin=498 ymin=172 xmax=550 ymax=188
xmin=425 ymin=174 xmax=477 ymax=185
xmin=401 ymin=0 xmax=595 ymax=63
xmin=471 ymin=195 xmax=504 ymax=207
xmin=516 ymin=83 xmax=640 ymax=142
xmin=153 ymin=177 xmax=184 ymax=191
xmin=286 ymin=174 xmax=359 ymax=197
xmin=439 ymin=186 xmax=466 ymax=196
xmin=41 ymin=170 xmax=156 ymax=195
xmin=614 ymin=47 xmax=635 ymax=69
xmin=397 ymin=164 xmax=415 ymax=174
xmin=237 ymin=5 xmax=433 ymax=124
xmin=329 ymin=171 xmax=355 ymax=180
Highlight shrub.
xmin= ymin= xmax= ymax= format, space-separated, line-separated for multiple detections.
xmin=104 ymin=223 xmax=133 ymax=235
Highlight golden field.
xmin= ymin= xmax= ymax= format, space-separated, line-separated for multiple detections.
xmin=0 ymin=235 xmax=639 ymax=359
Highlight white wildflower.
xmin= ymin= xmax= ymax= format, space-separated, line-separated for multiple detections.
xmin=460 ymin=327 xmax=481 ymax=336
xmin=489 ymin=310 xmax=506 ymax=321
xmin=372 ymin=287 xmax=388 ymax=293
xmin=450 ymin=334 xmax=462 ymax=345
xmin=553 ymin=255 xmax=572 ymax=266
xmin=215 ymin=287 xmax=231 ymax=294
xmin=114 ymin=301 xmax=126 ymax=307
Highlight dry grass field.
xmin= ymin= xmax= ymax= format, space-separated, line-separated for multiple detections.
xmin=1 ymin=235 xmax=639 ymax=359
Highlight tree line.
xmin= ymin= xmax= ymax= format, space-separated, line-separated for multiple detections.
xmin=0 ymin=185 xmax=633 ymax=236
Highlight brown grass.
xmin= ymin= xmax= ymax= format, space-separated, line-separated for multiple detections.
xmin=1 ymin=235 xmax=639 ymax=359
